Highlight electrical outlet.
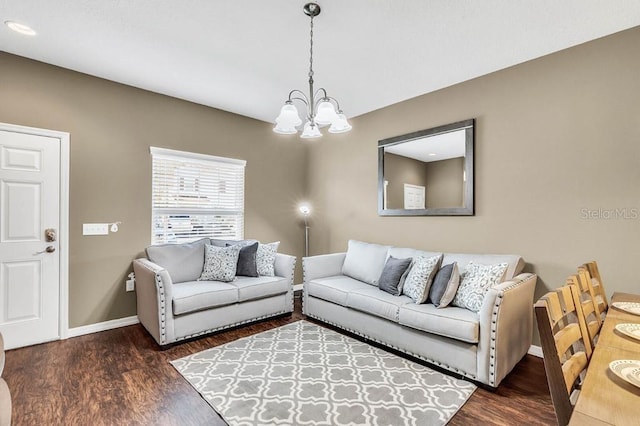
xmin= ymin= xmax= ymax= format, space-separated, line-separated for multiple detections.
xmin=126 ymin=279 xmax=135 ymax=292
xmin=83 ymin=223 xmax=109 ymax=235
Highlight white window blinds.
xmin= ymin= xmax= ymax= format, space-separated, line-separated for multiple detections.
xmin=150 ymin=147 xmax=246 ymax=244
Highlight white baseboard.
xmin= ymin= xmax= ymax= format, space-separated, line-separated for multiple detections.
xmin=66 ymin=315 xmax=140 ymax=339
xmin=528 ymin=344 xmax=543 ymax=358
xmin=293 ymin=284 xmax=303 ymax=291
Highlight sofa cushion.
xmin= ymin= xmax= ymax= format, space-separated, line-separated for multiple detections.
xmin=210 ymin=238 xmax=258 ymax=247
xmin=429 ymin=262 xmax=461 ymax=308
xmin=306 ymin=276 xmax=371 ymax=306
xmin=442 ymin=253 xmax=523 ymax=281
xmin=257 ymin=242 xmax=280 ymax=277
xmin=346 ymin=287 xmax=412 ymax=322
xmin=233 ymin=276 xmax=290 ymax=302
xmin=452 ymin=262 xmax=509 ymax=312
xmin=172 ymin=281 xmax=239 ymax=315
xmin=399 ymin=303 xmax=480 ymax=344
xmin=388 ymin=247 xmax=442 ymax=261
xmin=146 ymin=238 xmax=208 ymax=283
xmin=402 ymin=254 xmax=443 ymax=304
xmin=342 ymin=240 xmax=391 ymax=285
xmin=199 ymin=244 xmax=241 ymax=282
xmin=378 ymin=256 xmax=413 ymax=296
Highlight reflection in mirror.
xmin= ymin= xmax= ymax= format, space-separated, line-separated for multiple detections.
xmin=378 ymin=119 xmax=474 ymax=216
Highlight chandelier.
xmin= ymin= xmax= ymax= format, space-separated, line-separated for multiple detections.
xmin=273 ymin=3 xmax=352 ymax=138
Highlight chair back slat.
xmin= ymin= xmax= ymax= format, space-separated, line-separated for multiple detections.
xmin=555 ymin=323 xmax=586 ymax=359
xmin=562 ymin=351 xmax=588 ymax=395
xmin=535 ymin=285 xmax=592 ymax=426
xmin=580 ymin=261 xmax=608 ymax=316
xmin=568 ymin=272 xmax=601 ymax=352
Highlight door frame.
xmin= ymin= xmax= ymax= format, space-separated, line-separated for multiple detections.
xmin=0 ymin=122 xmax=70 ymax=340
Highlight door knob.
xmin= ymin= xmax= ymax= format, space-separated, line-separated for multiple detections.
xmin=45 ymin=228 xmax=57 ymax=242
xmin=35 ymin=246 xmax=56 ymax=255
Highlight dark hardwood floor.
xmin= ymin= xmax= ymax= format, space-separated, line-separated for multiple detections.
xmin=4 ymin=297 xmax=557 ymax=425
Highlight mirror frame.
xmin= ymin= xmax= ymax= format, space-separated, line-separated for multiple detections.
xmin=378 ymin=118 xmax=474 ymax=216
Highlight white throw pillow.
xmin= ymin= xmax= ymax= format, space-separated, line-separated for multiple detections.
xmin=402 ymin=255 xmax=443 ymax=303
xmin=257 ymin=242 xmax=280 ymax=276
xmin=199 ymin=244 xmax=241 ymax=282
xmin=452 ymin=261 xmax=508 ymax=312
xmin=342 ymin=240 xmax=391 ymax=285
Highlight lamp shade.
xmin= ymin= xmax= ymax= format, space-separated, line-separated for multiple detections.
xmin=301 ymin=121 xmax=322 ymax=139
xmin=314 ymin=100 xmax=339 ymax=126
xmin=328 ymin=113 xmax=352 ymax=133
xmin=275 ymin=103 xmax=302 ymax=126
xmin=273 ymin=122 xmax=298 ymax=134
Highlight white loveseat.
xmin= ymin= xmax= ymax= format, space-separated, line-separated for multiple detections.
xmin=133 ymin=238 xmax=296 ymax=346
xmin=302 ymin=240 xmax=537 ymax=388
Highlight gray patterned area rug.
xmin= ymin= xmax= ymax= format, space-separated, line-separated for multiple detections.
xmin=171 ymin=320 xmax=476 ymax=425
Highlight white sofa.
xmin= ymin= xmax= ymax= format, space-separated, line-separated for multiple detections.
xmin=133 ymin=238 xmax=296 ymax=346
xmin=302 ymin=240 xmax=537 ymax=388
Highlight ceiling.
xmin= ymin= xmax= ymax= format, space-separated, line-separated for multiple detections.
xmin=385 ymin=129 xmax=466 ymax=163
xmin=2 ymin=1 xmax=639 ymax=124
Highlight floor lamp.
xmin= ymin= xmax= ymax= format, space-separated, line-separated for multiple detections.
xmin=299 ymin=204 xmax=311 ymax=257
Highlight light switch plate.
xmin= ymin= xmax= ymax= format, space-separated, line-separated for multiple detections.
xmin=83 ymin=223 xmax=109 ymax=235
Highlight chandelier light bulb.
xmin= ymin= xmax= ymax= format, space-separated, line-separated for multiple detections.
xmin=299 ymin=204 xmax=311 ymax=215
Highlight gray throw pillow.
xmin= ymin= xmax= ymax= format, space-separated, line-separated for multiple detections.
xmin=429 ymin=263 xmax=461 ymax=308
xmin=198 ymin=244 xmax=241 ymax=282
xmin=342 ymin=240 xmax=391 ymax=285
xmin=227 ymin=242 xmax=259 ymax=277
xmin=378 ymin=256 xmax=413 ymax=296
xmin=145 ymin=238 xmax=208 ymax=283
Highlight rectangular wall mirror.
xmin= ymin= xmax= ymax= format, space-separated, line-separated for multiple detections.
xmin=378 ymin=119 xmax=474 ymax=216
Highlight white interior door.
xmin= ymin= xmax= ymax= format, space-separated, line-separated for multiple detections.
xmin=403 ymin=183 xmax=425 ymax=209
xmin=0 ymin=126 xmax=63 ymax=349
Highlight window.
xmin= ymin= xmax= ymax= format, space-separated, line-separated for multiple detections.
xmin=150 ymin=147 xmax=246 ymax=244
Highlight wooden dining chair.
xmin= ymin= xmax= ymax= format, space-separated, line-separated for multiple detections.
xmin=579 ymin=261 xmax=608 ymax=319
xmin=535 ymin=285 xmax=592 ymax=426
xmin=567 ymin=270 xmax=602 ymax=351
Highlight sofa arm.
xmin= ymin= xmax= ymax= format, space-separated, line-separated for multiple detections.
xmin=302 ymin=252 xmax=347 ymax=283
xmin=133 ymin=258 xmax=175 ymax=346
xmin=477 ymin=273 xmax=537 ymax=387
xmin=274 ymin=253 xmax=296 ymax=286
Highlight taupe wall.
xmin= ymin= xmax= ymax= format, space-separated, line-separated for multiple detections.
xmin=2 ymin=25 xmax=639 ymax=343
xmin=307 ymin=27 xmax=640 ymax=345
xmin=383 ymin=153 xmax=428 ymax=209
xmin=0 ymin=52 xmax=307 ymax=328
xmin=424 ymin=157 xmax=464 ymax=208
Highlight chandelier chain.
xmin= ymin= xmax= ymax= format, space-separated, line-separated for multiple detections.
xmin=309 ymin=15 xmax=314 ymax=80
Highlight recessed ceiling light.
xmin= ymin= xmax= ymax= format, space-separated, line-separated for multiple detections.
xmin=5 ymin=21 xmax=37 ymax=36
xmin=428 ymin=153 xmax=437 ymax=156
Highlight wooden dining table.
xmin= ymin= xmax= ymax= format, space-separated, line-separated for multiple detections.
xmin=569 ymin=292 xmax=640 ymax=425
